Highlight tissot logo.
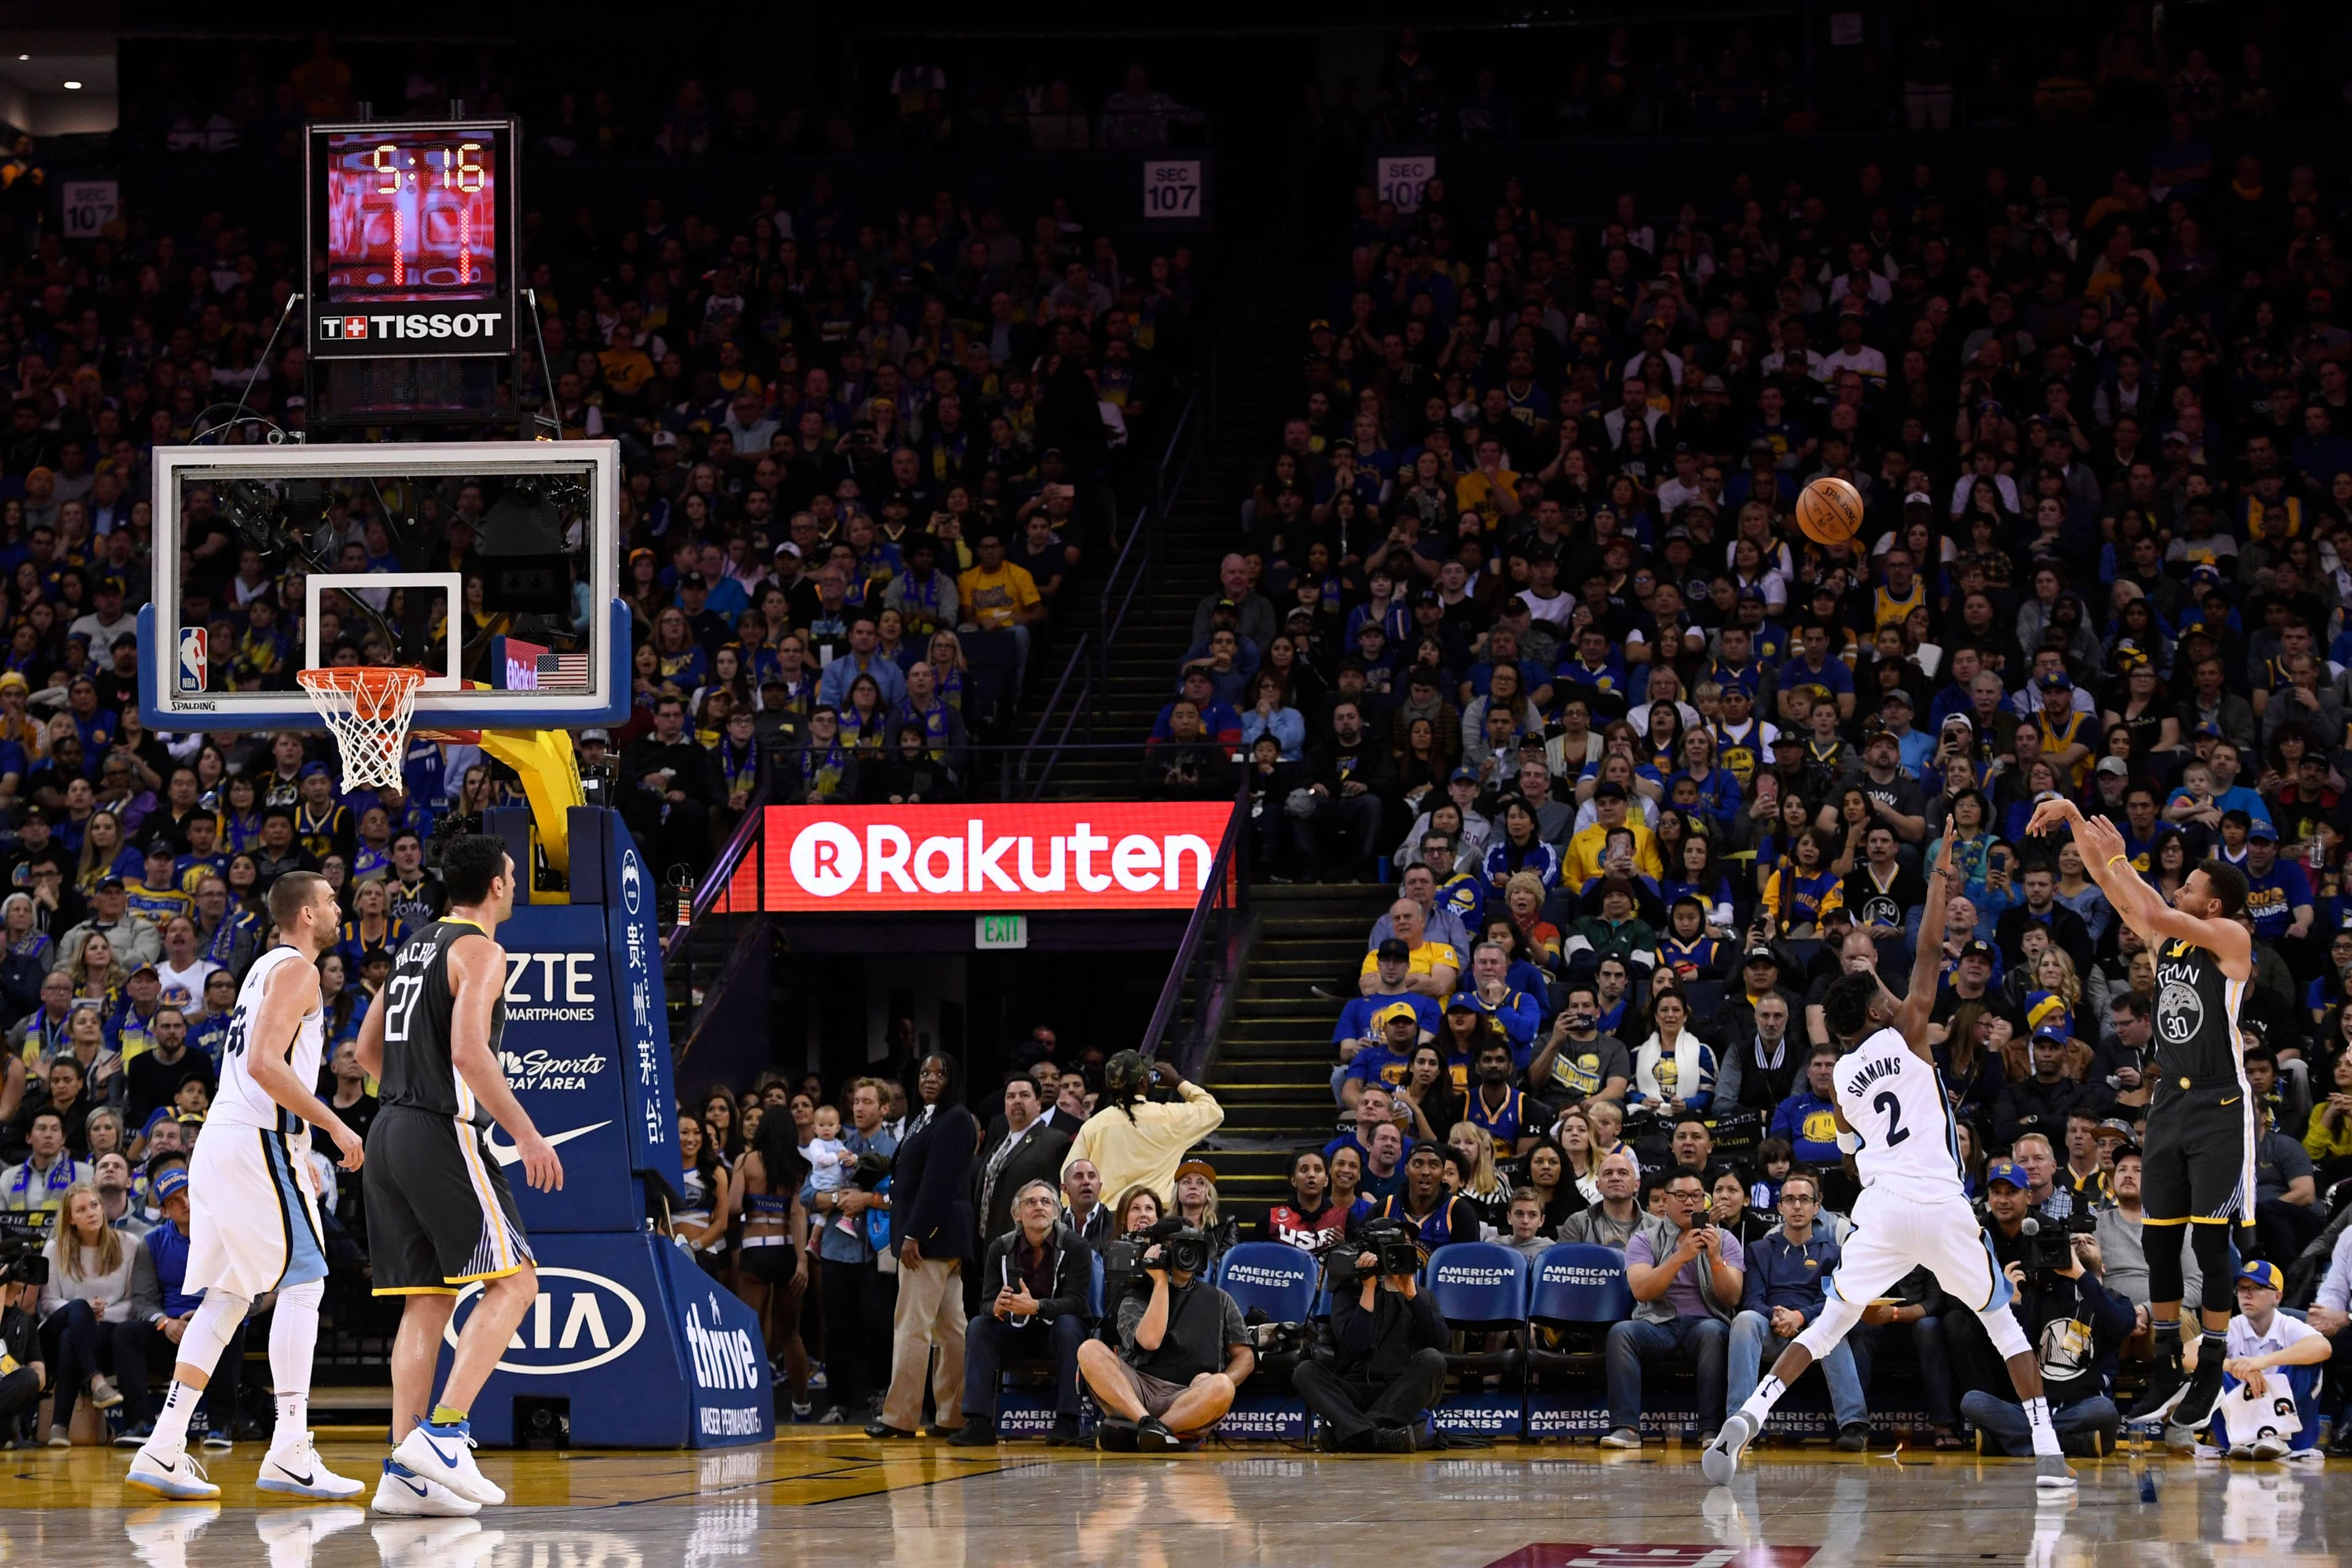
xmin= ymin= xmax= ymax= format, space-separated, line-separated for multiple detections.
xmin=316 ymin=309 xmax=505 ymax=344
xmin=448 ymin=1266 xmax=648 ymax=1375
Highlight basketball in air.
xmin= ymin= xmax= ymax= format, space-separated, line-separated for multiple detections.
xmin=1795 ymin=476 xmax=1864 ymax=546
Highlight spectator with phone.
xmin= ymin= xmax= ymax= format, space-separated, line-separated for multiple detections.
xmin=1060 ymin=1050 xmax=1224 ymax=1208
xmin=949 ymin=1178 xmax=1094 ymax=1448
xmin=1600 ymin=1166 xmax=1744 ymax=1449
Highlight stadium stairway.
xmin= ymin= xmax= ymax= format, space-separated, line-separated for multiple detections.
xmin=1020 ymin=373 xmax=1289 ymax=802
xmin=1196 ymin=881 xmax=1392 ymax=1215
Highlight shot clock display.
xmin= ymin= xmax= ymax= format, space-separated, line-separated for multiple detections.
xmin=305 ymin=119 xmax=518 ymax=361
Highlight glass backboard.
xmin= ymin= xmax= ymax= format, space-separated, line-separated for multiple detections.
xmin=139 ymin=439 xmax=627 ymax=733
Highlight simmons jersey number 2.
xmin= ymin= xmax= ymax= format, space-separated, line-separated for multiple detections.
xmin=1836 ymin=1027 xmax=1966 ymax=1202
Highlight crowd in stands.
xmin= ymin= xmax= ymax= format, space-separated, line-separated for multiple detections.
xmin=1288 ymin=10 xmax=2352 ymax=145
xmin=0 ymin=29 xmax=1196 ymax=1445
xmin=1145 ymin=18 xmax=2352 ymax=1449
xmin=116 ymin=33 xmax=1204 ymax=165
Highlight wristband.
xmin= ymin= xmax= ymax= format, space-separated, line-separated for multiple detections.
xmin=2106 ymin=855 xmax=2130 ymax=870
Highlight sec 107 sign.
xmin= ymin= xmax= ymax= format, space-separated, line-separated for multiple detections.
xmin=1144 ymin=159 xmax=1201 ymax=221
xmin=61 ymin=179 xmax=119 ymax=239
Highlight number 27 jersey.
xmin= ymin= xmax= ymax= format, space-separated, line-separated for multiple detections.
xmin=375 ymin=917 xmax=506 ymax=1129
xmin=1836 ymin=1026 xmax=1967 ymax=1203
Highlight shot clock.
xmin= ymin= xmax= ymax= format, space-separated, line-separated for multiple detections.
xmin=304 ymin=118 xmax=518 ymax=360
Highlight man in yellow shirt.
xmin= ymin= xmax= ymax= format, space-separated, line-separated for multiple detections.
xmin=1060 ymin=1050 xmax=1224 ymax=1205
xmin=1452 ymin=436 xmax=1522 ymax=534
xmin=957 ymin=531 xmax=1045 ymax=680
xmin=1562 ymin=781 xmax=1664 ymax=888
xmin=1357 ymin=905 xmax=1460 ymax=998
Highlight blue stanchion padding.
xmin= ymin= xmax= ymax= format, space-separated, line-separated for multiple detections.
xmin=1215 ymin=1244 xmax=1317 ymax=1324
xmin=491 ymin=811 xmax=681 ymax=1235
xmin=1425 ymin=1243 xmax=1529 ymax=1325
xmin=1528 ymin=1244 xmax=1634 ymax=1324
xmin=435 ymin=1230 xmax=773 ymax=1448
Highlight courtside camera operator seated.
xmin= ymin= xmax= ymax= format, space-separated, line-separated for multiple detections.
xmin=1957 ymin=1159 xmax=2135 ymax=1458
xmin=950 ymin=1178 xmax=1095 ymax=1449
xmin=1293 ymin=1218 xmax=1448 ymax=1453
xmin=1075 ymin=1219 xmax=1254 ymax=1453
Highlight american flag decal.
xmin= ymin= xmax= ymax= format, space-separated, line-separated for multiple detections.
xmin=535 ymin=651 xmax=592 ymax=690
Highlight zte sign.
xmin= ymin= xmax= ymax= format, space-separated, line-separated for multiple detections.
xmin=762 ymin=804 xmax=1231 ymax=911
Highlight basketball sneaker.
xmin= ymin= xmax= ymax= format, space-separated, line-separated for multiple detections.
xmin=370 ymin=1459 xmax=481 ymax=1517
xmin=1702 ymin=1411 xmax=1758 ymax=1486
xmin=391 ymin=1418 xmax=504 ymax=1507
xmin=2034 ymin=1454 xmax=2078 ymax=1490
xmin=258 ymin=1433 xmax=366 ymax=1499
xmin=127 ymin=1440 xmax=222 ymax=1501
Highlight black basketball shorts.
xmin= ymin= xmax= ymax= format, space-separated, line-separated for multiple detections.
xmin=2139 ymin=1078 xmax=2255 ymax=1228
xmin=364 ymin=1103 xmax=536 ymax=1294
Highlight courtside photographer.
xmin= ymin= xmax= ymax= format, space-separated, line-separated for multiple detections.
xmin=1293 ymin=1216 xmax=1448 ymax=1452
xmin=1957 ymin=1160 xmax=2134 ymax=1457
xmin=1075 ymin=1217 xmax=1253 ymax=1453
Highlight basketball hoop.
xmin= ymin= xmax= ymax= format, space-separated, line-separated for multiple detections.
xmin=298 ymin=666 xmax=428 ymax=792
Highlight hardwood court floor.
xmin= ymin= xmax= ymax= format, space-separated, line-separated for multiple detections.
xmin=4 ymin=1428 xmax=2343 ymax=1567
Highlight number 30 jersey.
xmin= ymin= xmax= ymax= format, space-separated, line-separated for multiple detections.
xmin=375 ymin=917 xmax=506 ymax=1129
xmin=1836 ymin=1026 xmax=1967 ymax=1204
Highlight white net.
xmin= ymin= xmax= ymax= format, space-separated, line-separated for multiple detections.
xmin=297 ymin=667 xmax=426 ymax=793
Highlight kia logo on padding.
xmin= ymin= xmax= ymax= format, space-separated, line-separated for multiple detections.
xmin=446 ymin=1266 xmax=648 ymax=1375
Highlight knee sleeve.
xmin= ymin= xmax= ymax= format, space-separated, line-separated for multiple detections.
xmin=270 ymin=1277 xmax=323 ymax=1387
xmin=1793 ymin=1294 xmax=1865 ymax=1362
xmin=2192 ymin=1224 xmax=2235 ymax=1316
xmin=1974 ymin=1302 xmax=2030 ymax=1362
xmin=2145 ymin=1226 xmax=2185 ymax=1310
xmin=177 ymin=1289 xmax=252 ymax=1376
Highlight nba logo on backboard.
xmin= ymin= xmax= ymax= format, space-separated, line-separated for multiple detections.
xmin=176 ymin=627 xmax=207 ymax=692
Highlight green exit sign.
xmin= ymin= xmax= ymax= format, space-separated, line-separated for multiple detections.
xmin=975 ymin=914 xmax=1028 ymax=949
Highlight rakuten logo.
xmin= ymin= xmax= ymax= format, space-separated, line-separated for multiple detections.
xmin=764 ymin=804 xmax=1232 ymax=911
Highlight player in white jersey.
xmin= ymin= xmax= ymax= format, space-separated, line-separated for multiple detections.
xmin=127 ymin=872 xmax=368 ymax=1503
xmin=1704 ymin=835 xmax=2078 ymax=1492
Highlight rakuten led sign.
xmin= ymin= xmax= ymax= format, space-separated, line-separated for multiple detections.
xmin=761 ymin=804 xmax=1230 ymax=911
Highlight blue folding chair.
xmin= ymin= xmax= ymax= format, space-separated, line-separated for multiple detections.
xmin=1526 ymin=1244 xmax=1632 ymax=1374
xmin=1215 ymin=1244 xmax=1319 ymax=1392
xmin=1215 ymin=1243 xmax=1318 ymax=1322
xmin=1425 ymin=1243 xmax=1532 ymax=1437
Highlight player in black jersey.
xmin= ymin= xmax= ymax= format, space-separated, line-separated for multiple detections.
xmin=2030 ymin=800 xmax=2253 ymax=1450
xmin=355 ymin=833 xmax=565 ymax=1515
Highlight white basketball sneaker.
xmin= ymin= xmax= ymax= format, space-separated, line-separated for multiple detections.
xmin=391 ymin=1418 xmax=505 ymax=1507
xmin=258 ymin=1434 xmax=367 ymax=1499
xmin=127 ymin=1441 xmax=221 ymax=1501
xmin=370 ymin=1459 xmax=482 ymax=1517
